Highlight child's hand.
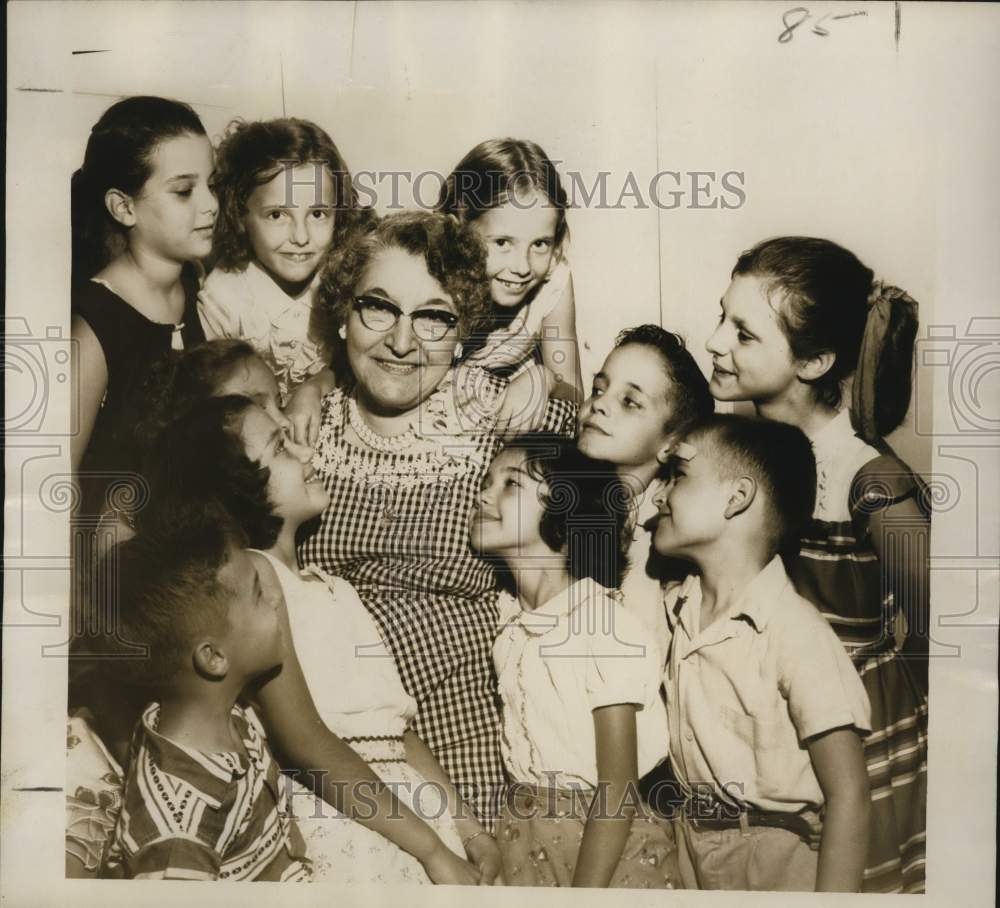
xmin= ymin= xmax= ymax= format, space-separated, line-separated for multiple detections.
xmin=284 ymin=369 xmax=335 ymax=446
xmin=420 ymin=841 xmax=482 ymax=886
xmin=464 ymin=832 xmax=505 ymax=885
xmin=285 ymin=382 xmax=322 ymax=447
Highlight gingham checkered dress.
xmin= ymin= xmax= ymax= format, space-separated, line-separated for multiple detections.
xmin=298 ymin=370 xmax=576 ymax=829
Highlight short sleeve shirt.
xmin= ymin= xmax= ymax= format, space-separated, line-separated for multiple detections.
xmin=663 ymin=557 xmax=871 ymax=813
xmin=494 ymin=578 xmax=669 ymax=789
xmin=108 ymin=703 xmax=310 ymax=881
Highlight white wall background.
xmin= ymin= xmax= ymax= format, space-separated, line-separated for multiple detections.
xmin=5 ymin=4 xmax=1000 ymax=903
xmin=24 ymin=1 xmax=986 ymax=475
xmin=14 ymin=1 xmax=1000 ymax=473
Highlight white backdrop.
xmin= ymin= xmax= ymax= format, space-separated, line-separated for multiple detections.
xmin=5 ymin=3 xmax=1000 ymax=905
xmin=40 ymin=0 xmax=972 ymax=474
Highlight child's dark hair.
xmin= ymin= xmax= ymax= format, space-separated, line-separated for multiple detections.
xmin=71 ymin=96 xmax=207 ymax=284
xmin=504 ymin=433 xmax=631 ymax=588
xmin=614 ymin=325 xmax=715 ymax=437
xmin=212 ymin=117 xmax=363 ymax=271
xmin=732 ymin=237 xmax=919 ymax=440
xmin=437 ymin=138 xmax=569 ymax=250
xmin=136 ymin=395 xmax=282 ymax=549
xmin=686 ymin=414 xmax=817 ymax=558
xmin=128 ymin=339 xmax=258 ymax=466
xmin=110 ymin=526 xmax=236 ymax=691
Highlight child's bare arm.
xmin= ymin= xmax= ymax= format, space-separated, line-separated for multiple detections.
xmin=494 ymin=361 xmax=554 ymax=435
xmin=71 ymin=315 xmax=108 ymax=473
xmin=808 ymin=726 xmax=870 ymax=891
xmin=538 ymin=273 xmax=583 ymax=404
xmin=254 ymin=603 xmax=474 ymax=881
xmin=403 ymin=730 xmax=503 ymax=885
xmin=573 ymin=704 xmax=639 ymax=887
xmin=284 ymin=368 xmax=336 ymax=446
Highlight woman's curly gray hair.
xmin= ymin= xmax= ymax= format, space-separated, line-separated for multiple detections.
xmin=315 ymin=210 xmax=493 ymax=381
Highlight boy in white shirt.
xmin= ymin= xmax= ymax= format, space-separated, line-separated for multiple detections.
xmin=654 ymin=414 xmax=871 ymax=892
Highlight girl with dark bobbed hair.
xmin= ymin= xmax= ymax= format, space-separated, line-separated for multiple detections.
xmin=707 ymin=236 xmax=928 ymax=893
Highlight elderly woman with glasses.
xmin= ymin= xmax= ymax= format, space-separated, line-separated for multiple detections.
xmin=299 ymin=210 xmax=576 ymax=831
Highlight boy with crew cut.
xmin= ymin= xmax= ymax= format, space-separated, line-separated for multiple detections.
xmin=653 ymin=414 xmax=871 ymax=892
xmin=105 ymin=529 xmax=310 ymax=881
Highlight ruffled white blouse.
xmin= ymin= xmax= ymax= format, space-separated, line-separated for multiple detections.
xmin=493 ymin=577 xmax=669 ymax=790
xmin=198 ymin=262 xmax=328 ymax=400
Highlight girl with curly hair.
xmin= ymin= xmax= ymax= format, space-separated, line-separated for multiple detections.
xmin=198 ymin=118 xmax=368 ymax=440
xmin=437 ymin=138 xmax=584 ymax=402
xmin=299 ymin=210 xmax=578 ymax=830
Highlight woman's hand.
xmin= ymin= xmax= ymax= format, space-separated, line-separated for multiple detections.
xmin=284 ymin=368 xmax=335 ymax=446
xmin=421 ymin=841 xmax=482 ymax=885
xmin=465 ymin=832 xmax=505 ymax=885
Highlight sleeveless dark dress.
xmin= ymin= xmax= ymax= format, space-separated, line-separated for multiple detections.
xmin=72 ymin=268 xmax=204 ymax=518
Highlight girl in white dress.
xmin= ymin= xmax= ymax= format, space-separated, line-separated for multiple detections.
xmin=138 ymin=390 xmax=504 ymax=885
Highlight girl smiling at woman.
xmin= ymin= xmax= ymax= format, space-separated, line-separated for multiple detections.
xmin=706 ymin=236 xmax=928 ymax=894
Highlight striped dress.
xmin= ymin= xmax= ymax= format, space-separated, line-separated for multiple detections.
xmin=786 ymin=408 xmax=928 ymax=893
xmin=299 ymin=369 xmax=576 ymax=830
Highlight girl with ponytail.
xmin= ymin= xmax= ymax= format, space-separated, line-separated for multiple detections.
xmin=71 ymin=96 xmax=217 ymax=516
xmin=705 ymin=236 xmax=928 ymax=894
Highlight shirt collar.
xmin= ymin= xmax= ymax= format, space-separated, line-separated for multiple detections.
xmin=806 ymin=407 xmax=853 ymax=464
xmin=138 ymin=702 xmax=264 ymax=805
xmin=497 ymin=578 xmax=607 ymax=637
xmin=668 ymin=556 xmax=789 ymax=640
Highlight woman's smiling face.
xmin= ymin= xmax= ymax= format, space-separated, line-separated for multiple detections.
xmin=345 ymin=245 xmax=460 ymax=415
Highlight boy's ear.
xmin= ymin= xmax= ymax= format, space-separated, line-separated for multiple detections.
xmin=724 ymin=476 xmax=757 ymax=520
xmin=104 ymin=188 xmax=137 ymax=228
xmin=795 ymin=350 xmax=835 ymax=383
xmin=193 ymin=641 xmax=229 ymax=681
xmin=655 ymin=434 xmax=679 ymax=464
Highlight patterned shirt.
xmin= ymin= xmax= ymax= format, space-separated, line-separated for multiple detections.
xmin=108 ymin=703 xmax=310 ymax=881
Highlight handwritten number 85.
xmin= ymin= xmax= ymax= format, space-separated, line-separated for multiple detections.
xmin=779 ymin=7 xmax=868 ymax=43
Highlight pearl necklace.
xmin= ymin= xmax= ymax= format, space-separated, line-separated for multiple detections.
xmin=347 ymin=396 xmax=416 ymax=454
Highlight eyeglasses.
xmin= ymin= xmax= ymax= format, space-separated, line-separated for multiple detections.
xmin=352 ymin=296 xmax=459 ymax=342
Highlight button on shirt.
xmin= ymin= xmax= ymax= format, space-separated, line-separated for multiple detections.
xmin=494 ymin=578 xmax=670 ymax=790
xmin=663 ymin=557 xmax=871 ymax=813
